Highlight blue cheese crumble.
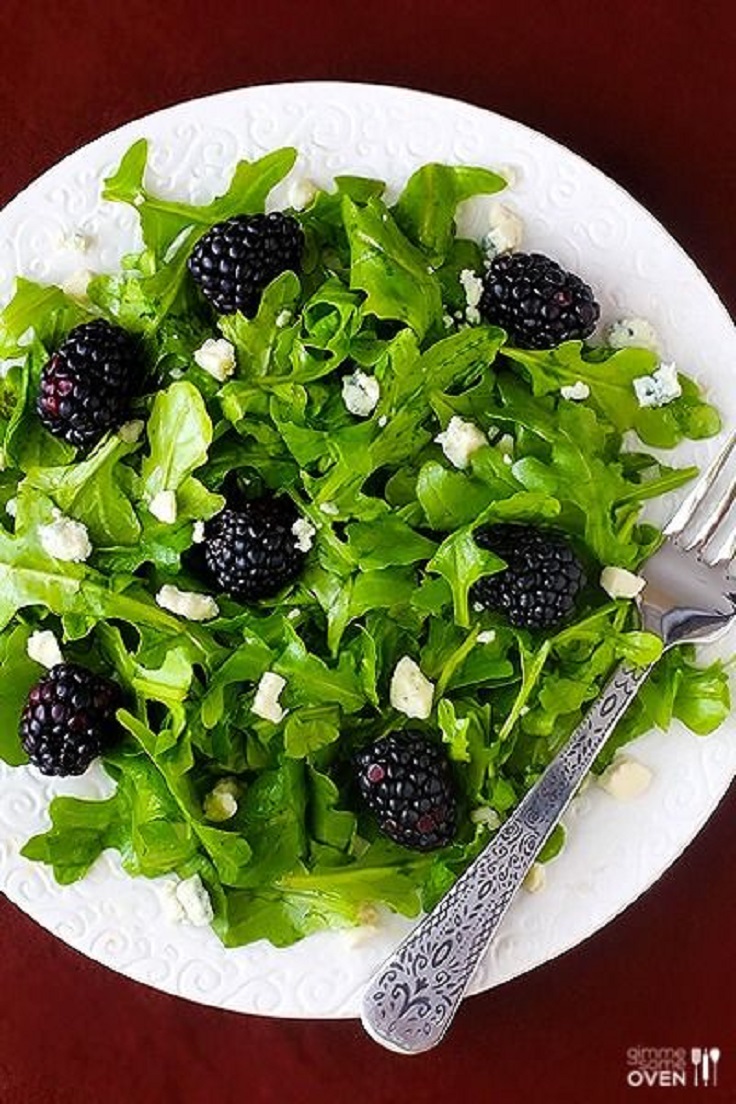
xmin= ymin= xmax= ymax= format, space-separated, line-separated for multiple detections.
xmin=435 ymin=415 xmax=487 ymax=469
xmin=39 ymin=512 xmax=92 ymax=563
xmin=560 ymin=380 xmax=590 ymax=402
xmin=482 ymin=202 xmax=524 ymax=258
xmin=459 ymin=269 xmax=484 ymax=325
xmin=607 ymin=316 xmax=661 ymax=354
xmin=632 ymin=362 xmax=682 ymax=408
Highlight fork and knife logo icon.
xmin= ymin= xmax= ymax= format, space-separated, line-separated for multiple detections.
xmin=691 ymin=1047 xmax=721 ymax=1088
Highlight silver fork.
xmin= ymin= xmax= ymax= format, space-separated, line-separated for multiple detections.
xmin=362 ymin=434 xmax=736 ymax=1054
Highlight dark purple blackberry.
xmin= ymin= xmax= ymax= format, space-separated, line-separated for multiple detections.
xmin=473 ymin=523 xmax=585 ymax=629
xmin=202 ymin=496 xmax=308 ymax=601
xmin=479 ymin=252 xmax=600 ymax=349
xmin=38 ymin=319 xmax=143 ymax=448
xmin=20 ymin=663 xmax=121 ymax=776
xmin=355 ymin=732 xmax=457 ymax=852
xmin=188 ymin=213 xmax=305 ymax=316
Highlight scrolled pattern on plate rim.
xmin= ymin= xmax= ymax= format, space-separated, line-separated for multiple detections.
xmin=0 ymin=80 xmax=734 ymax=1020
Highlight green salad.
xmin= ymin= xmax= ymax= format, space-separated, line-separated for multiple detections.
xmin=0 ymin=142 xmax=730 ymax=947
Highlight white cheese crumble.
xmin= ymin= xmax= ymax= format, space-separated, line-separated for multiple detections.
xmin=470 ymin=805 xmax=501 ymax=828
xmin=204 ymin=791 xmax=237 ymax=821
xmin=523 ymin=863 xmax=547 ymax=893
xmin=482 ymin=202 xmax=524 ymax=258
xmin=203 ymin=779 xmax=240 ymax=822
xmin=378 ymin=414 xmax=388 ymax=428
xmin=389 ymin=656 xmax=434 ymax=720
xmin=252 ymin=671 xmax=287 ymax=723
xmin=162 ymin=874 xmax=214 ymax=927
xmin=193 ymin=337 xmax=236 ymax=383
xmin=39 ymin=512 xmax=92 ymax=563
xmin=442 ymin=313 xmax=455 ymax=330
xmin=160 ymin=881 xmax=186 ymax=923
xmin=156 ymin=585 xmax=219 ymax=621
xmin=5 ymin=497 xmax=17 ymax=518
xmin=560 ymin=380 xmax=590 ymax=402
xmin=61 ymin=269 xmax=93 ymax=302
xmin=600 ymin=565 xmax=646 ymax=600
xmin=477 ymin=630 xmax=497 ymax=645
xmin=118 ymin=419 xmax=145 ymax=444
xmin=287 ymin=607 xmax=301 ymax=620
xmin=607 ymin=316 xmax=661 ymax=354
xmin=342 ymin=370 xmax=380 ymax=417
xmin=319 ymin=501 xmax=340 ymax=516
xmin=191 ymin=520 xmax=206 ymax=544
xmin=287 ymin=176 xmax=318 ymax=210
xmin=632 ymin=361 xmax=682 ymax=409
xmin=149 ymin=490 xmax=177 ymax=525
xmin=435 ymin=415 xmax=487 ymax=470
xmin=27 ymin=629 xmax=64 ymax=669
xmin=275 ymin=309 xmax=292 ymax=328
xmin=597 ymin=755 xmax=653 ymax=801
xmin=292 ymin=517 xmax=316 ymax=553
xmin=459 ymin=268 xmax=484 ymax=324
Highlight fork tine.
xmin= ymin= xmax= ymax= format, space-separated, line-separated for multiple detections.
xmin=708 ymin=516 xmax=736 ymax=564
xmin=663 ymin=433 xmax=736 ymax=537
xmin=684 ymin=476 xmax=736 ymax=554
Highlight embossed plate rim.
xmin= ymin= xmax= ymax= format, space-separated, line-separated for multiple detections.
xmin=0 ymin=81 xmax=734 ymax=1019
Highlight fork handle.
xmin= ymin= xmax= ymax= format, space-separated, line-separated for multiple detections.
xmin=361 ymin=661 xmax=651 ymax=1053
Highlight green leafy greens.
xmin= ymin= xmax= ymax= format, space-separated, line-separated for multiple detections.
xmin=0 ymin=141 xmax=729 ymax=948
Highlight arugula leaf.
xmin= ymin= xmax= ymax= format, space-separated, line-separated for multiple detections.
xmin=26 ymin=432 xmax=141 ymax=547
xmin=342 ymin=196 xmax=443 ymax=339
xmin=393 ymin=163 xmax=506 ymax=262
xmin=673 ymin=657 xmax=730 ymax=734
xmin=284 ymin=706 xmax=341 ymax=759
xmin=103 ymin=140 xmax=297 ymax=257
xmin=218 ymin=271 xmax=301 ymax=378
xmin=437 ymin=698 xmax=472 ymax=762
xmin=308 ymin=765 xmax=357 ymax=851
xmin=21 ymin=793 xmax=125 ymax=884
xmin=503 ymin=342 xmax=720 ymax=448
xmin=0 ymin=625 xmax=38 ymax=765
xmin=0 ymin=278 xmax=88 ymax=356
xmin=427 ymin=528 xmax=503 ymax=627
xmin=344 ymin=514 xmax=436 ymax=568
xmin=2 ymin=338 xmax=77 ymax=472
xmin=274 ymin=630 xmax=368 ymax=713
xmin=141 ymin=380 xmax=213 ymax=498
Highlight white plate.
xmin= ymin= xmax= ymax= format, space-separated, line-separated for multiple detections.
xmin=1 ymin=81 xmax=734 ymax=1019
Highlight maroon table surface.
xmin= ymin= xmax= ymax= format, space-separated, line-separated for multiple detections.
xmin=1 ymin=2 xmax=735 ymax=1101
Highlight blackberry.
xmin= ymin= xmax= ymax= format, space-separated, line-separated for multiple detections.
xmin=479 ymin=252 xmax=600 ymax=349
xmin=202 ymin=496 xmax=307 ymax=601
xmin=354 ymin=732 xmax=457 ymax=852
xmin=473 ymin=523 xmax=585 ymax=629
xmin=20 ymin=663 xmax=121 ymax=776
xmin=38 ymin=319 xmax=143 ymax=449
xmin=188 ymin=213 xmax=305 ymax=316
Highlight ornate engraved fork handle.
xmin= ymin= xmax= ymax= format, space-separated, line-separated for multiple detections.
xmin=361 ymin=662 xmax=651 ymax=1053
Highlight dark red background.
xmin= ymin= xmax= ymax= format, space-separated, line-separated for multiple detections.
xmin=1 ymin=2 xmax=734 ymax=1101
